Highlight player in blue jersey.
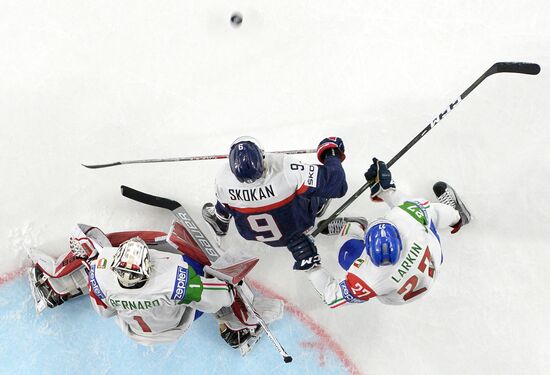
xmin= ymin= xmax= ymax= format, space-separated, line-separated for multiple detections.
xmin=202 ymin=136 xmax=348 ymax=271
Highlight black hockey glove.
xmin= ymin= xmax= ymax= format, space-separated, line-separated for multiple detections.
xmin=317 ymin=137 xmax=346 ymax=163
xmin=364 ymin=158 xmax=395 ymax=199
xmin=287 ymin=234 xmax=321 ymax=271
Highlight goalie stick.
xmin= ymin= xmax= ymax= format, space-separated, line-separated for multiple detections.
xmin=82 ymin=148 xmax=316 ymax=169
xmin=120 ymin=185 xmax=293 ymax=363
xmin=313 ymin=61 xmax=541 ymax=237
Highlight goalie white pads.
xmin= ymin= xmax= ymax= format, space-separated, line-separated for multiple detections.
xmin=216 ymin=282 xmax=283 ymax=331
xmin=216 ymin=281 xmax=283 ymax=355
xmin=26 ymin=224 xmax=108 ymax=313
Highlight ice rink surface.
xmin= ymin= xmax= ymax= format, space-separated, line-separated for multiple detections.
xmin=1 ymin=1 xmax=550 ymax=374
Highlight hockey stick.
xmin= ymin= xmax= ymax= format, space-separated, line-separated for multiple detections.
xmin=120 ymin=185 xmax=293 ymax=363
xmin=83 ymin=149 xmax=316 ymax=169
xmin=313 ymin=62 xmax=540 ymax=237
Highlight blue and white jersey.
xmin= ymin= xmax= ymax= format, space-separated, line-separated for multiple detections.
xmin=214 ymin=153 xmax=347 ymax=247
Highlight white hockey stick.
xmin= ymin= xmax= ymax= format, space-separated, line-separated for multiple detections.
xmin=82 ymin=149 xmax=316 ymax=169
xmin=121 ymin=185 xmax=293 ymax=363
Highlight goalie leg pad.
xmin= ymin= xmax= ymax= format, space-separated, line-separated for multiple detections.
xmin=28 ymin=267 xmax=68 ymax=313
xmin=216 ymin=283 xmax=284 ymax=331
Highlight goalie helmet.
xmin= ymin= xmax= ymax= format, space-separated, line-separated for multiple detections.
xmin=365 ymin=220 xmax=402 ymax=267
xmin=111 ymin=237 xmax=151 ymax=287
xmin=229 ymin=136 xmax=265 ymax=183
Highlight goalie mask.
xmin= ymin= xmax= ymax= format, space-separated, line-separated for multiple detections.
xmin=111 ymin=237 xmax=151 ymax=287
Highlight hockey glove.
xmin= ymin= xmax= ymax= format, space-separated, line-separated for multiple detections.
xmin=364 ymin=158 xmax=395 ymax=200
xmin=287 ymin=234 xmax=321 ymax=271
xmin=69 ymin=238 xmax=92 ymax=259
xmin=317 ymin=137 xmax=346 ymax=163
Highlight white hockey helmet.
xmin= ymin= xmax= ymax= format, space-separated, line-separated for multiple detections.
xmin=111 ymin=237 xmax=151 ymax=287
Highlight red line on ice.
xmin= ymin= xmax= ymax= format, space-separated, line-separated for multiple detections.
xmin=249 ymin=279 xmax=362 ymax=375
xmin=0 ymin=267 xmax=26 ymax=286
xmin=0 ymin=268 xmax=362 ymax=374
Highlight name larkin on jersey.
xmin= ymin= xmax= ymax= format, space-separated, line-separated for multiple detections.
xmin=109 ymin=298 xmax=160 ymax=310
xmin=391 ymin=242 xmax=423 ymax=283
xmin=228 ymin=185 xmax=275 ymax=201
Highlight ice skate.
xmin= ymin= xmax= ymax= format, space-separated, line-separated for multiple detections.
xmin=220 ymin=323 xmax=264 ymax=356
xmin=319 ymin=217 xmax=368 ymax=235
xmin=316 ymin=199 xmax=331 ymax=217
xmin=202 ymin=203 xmax=230 ymax=236
xmin=433 ymin=181 xmax=471 ymax=232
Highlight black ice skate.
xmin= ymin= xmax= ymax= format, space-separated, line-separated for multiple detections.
xmin=220 ymin=323 xmax=263 ymax=356
xmin=433 ymin=181 xmax=471 ymax=233
xmin=316 ymin=199 xmax=331 ymax=217
xmin=319 ymin=217 xmax=369 ymax=235
xmin=202 ymin=203 xmax=230 ymax=236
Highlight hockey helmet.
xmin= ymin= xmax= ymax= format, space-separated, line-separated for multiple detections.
xmin=365 ymin=219 xmax=402 ymax=266
xmin=229 ymin=136 xmax=265 ymax=183
xmin=111 ymin=237 xmax=151 ymax=287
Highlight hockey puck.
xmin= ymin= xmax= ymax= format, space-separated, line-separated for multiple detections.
xmin=284 ymin=356 xmax=293 ymax=363
xmin=230 ymin=12 xmax=243 ymax=27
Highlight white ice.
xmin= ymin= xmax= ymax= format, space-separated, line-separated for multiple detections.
xmin=1 ymin=1 xmax=549 ymax=374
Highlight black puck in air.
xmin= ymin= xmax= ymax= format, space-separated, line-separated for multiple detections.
xmin=230 ymin=12 xmax=243 ymax=27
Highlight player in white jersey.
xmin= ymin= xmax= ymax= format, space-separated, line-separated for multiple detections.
xmin=307 ymin=158 xmax=471 ymax=307
xmin=203 ymin=136 xmax=348 ymax=271
xmin=88 ymin=237 xmax=235 ymax=345
xmin=28 ymin=222 xmax=282 ymax=348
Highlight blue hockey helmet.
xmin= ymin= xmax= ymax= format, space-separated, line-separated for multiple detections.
xmin=229 ymin=136 xmax=265 ymax=183
xmin=365 ymin=220 xmax=402 ymax=266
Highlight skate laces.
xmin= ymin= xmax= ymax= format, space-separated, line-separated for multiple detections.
xmin=438 ymin=190 xmax=457 ymax=208
xmin=204 ymin=204 xmax=230 ymax=223
xmin=204 ymin=204 xmax=215 ymax=216
xmin=327 ymin=218 xmax=346 ymax=235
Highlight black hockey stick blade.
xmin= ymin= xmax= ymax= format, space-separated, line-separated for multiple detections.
xmin=82 ymin=162 xmax=122 ymax=169
xmin=120 ymin=185 xmax=181 ymax=211
xmin=493 ymin=62 xmax=540 ymax=75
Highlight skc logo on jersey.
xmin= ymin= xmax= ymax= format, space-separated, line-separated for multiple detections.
xmin=305 ymin=165 xmax=319 ymax=187
xmin=171 ymin=266 xmax=189 ymax=301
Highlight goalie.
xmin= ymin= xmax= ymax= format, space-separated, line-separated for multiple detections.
xmin=27 ymin=222 xmax=282 ymax=349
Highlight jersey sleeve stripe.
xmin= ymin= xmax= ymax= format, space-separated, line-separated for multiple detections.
xmin=228 ymin=183 xmax=309 ymax=214
xmin=328 ymin=299 xmax=347 ymax=309
xmin=202 ymin=282 xmax=228 ymax=287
